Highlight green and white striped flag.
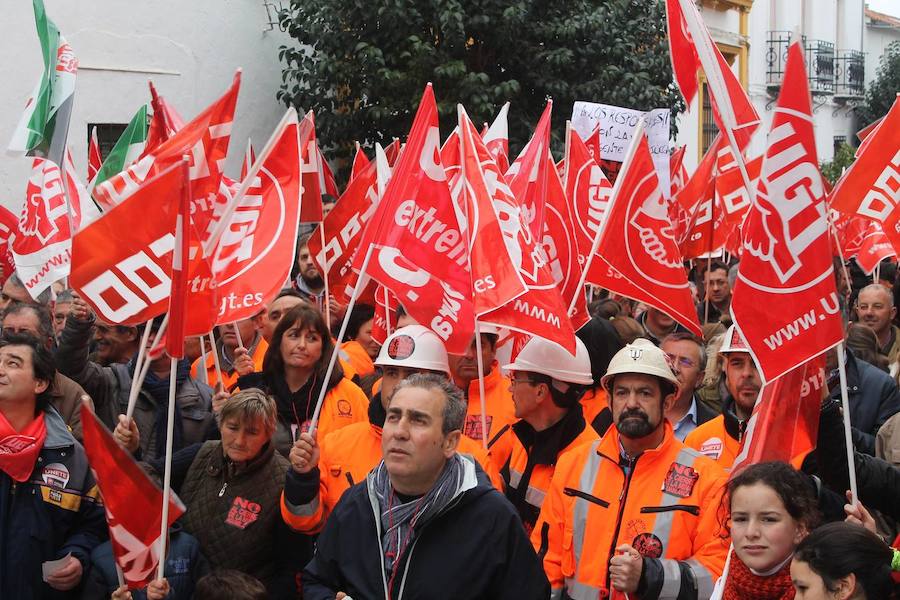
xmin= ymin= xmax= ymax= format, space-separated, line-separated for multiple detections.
xmin=8 ymin=0 xmax=77 ymax=167
xmin=89 ymin=104 xmax=149 ymax=192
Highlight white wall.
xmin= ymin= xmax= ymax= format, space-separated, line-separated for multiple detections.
xmin=865 ymin=16 xmax=900 ymax=87
xmin=0 ymin=0 xmax=292 ymax=208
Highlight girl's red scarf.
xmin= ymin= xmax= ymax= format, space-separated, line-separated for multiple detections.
xmin=0 ymin=411 xmax=46 ymax=482
xmin=723 ymin=555 xmax=795 ymax=600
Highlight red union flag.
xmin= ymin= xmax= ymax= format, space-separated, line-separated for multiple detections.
xmin=81 ymin=403 xmax=184 ymax=588
xmin=677 ymin=137 xmax=727 ymax=259
xmin=350 ymin=143 xmax=371 ymax=183
xmin=354 ymin=85 xmax=475 ymax=353
xmin=299 ymin=111 xmax=325 ymax=223
xmin=731 ymin=354 xmax=825 ymax=476
xmin=483 ymin=102 xmax=510 ymax=174
xmin=731 ymin=41 xmax=843 ymax=382
xmin=309 ymin=157 xmax=379 ymax=305
xmin=212 ymin=111 xmax=302 ymax=323
xmin=670 ymin=145 xmax=688 ymax=196
xmin=94 ymin=73 xmax=240 ymax=241
xmin=13 ymin=158 xmax=72 ymax=298
xmin=0 ymin=206 xmax=18 ymax=287
xmin=716 ymin=149 xmax=763 ymax=229
xmin=506 ymin=101 xmax=552 ymax=239
xmin=830 ymin=95 xmax=900 ymax=252
xmin=596 ymin=133 xmax=702 ymax=337
xmin=855 ymin=221 xmax=896 ymax=275
xmin=831 ymin=211 xmax=868 ymax=259
xmin=88 ymin=127 xmax=101 ymax=182
xmin=71 ymin=161 xmax=215 ymax=327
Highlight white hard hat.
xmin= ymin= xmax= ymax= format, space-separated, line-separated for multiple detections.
xmin=502 ymin=337 xmax=594 ymax=385
xmin=601 ymin=338 xmax=679 ymax=390
xmin=719 ymin=325 xmax=751 ymax=354
xmin=375 ymin=325 xmax=450 ymax=375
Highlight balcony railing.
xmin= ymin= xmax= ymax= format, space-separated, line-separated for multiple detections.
xmin=834 ymin=49 xmax=866 ymax=98
xmin=766 ymin=31 xmax=838 ymax=96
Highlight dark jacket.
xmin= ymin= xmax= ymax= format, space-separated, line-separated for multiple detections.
xmin=302 ymin=456 xmax=550 ymax=600
xmin=814 ymin=397 xmax=900 ymax=521
xmin=51 ymin=372 xmax=90 ymax=442
xmin=56 ymin=315 xmax=214 ymax=459
xmin=82 ymin=524 xmax=209 ymax=600
xmin=148 ymin=441 xmax=311 ymax=598
xmin=828 ymin=351 xmax=900 ymax=455
xmin=0 ymin=408 xmax=107 ymax=599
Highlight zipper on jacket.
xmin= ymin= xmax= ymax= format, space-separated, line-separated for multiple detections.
xmin=563 ymin=487 xmax=610 ymax=508
xmin=605 ymin=455 xmax=638 ymax=591
xmin=218 ymin=482 xmax=228 ymax=497
xmin=640 ymin=504 xmax=700 ymax=516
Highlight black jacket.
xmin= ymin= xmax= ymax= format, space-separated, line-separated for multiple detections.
xmin=302 ymin=456 xmax=550 ymax=600
xmin=828 ymin=351 xmax=900 ymax=455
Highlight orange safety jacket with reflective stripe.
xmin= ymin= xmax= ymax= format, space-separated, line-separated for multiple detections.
xmin=580 ymin=387 xmax=613 ymax=436
xmin=280 ymin=400 xmax=503 ymax=534
xmin=684 ymin=416 xmax=740 ymax=472
xmin=533 ymin=422 xmax=728 ymax=600
xmin=498 ymin=405 xmax=598 ymax=535
xmin=191 ymin=337 xmax=268 ymax=391
xmin=340 ymin=340 xmax=376 ymax=379
xmin=458 ymin=363 xmax=517 ymax=444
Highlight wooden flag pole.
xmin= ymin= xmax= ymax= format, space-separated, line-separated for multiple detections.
xmin=157 ymin=357 xmax=179 ymax=580
xmin=126 ymin=316 xmax=169 ymax=421
xmin=208 ymin=331 xmax=224 ymax=388
xmin=198 ymin=336 xmax=209 ymax=386
xmin=836 ymin=342 xmax=860 ymax=505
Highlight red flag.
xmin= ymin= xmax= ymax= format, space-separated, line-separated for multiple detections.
xmin=64 ymin=147 xmax=101 ymax=230
xmin=88 ymin=127 xmax=101 ymax=182
xmin=506 ymin=101 xmax=552 ymax=239
xmin=240 ymin=139 xmax=255 ymax=181
xmin=447 ymin=108 xmax=526 ymax=317
xmin=830 ymin=95 xmax=900 ymax=252
xmin=371 ymin=285 xmax=397 ymax=345
xmin=166 ymin=161 xmax=192 ymax=359
xmin=13 ymin=158 xmax=72 ymax=299
xmin=831 ymin=211 xmax=868 ymax=259
xmin=731 ymin=41 xmax=843 ymax=382
xmin=318 ymin=146 xmax=340 ymax=198
xmin=584 ymin=124 xmax=602 ymax=163
xmin=666 ymin=0 xmax=759 ymax=150
xmin=95 ymin=73 xmax=240 ymax=243
xmin=483 ymin=102 xmax=510 ymax=174
xmin=669 ymin=145 xmax=688 ymax=197
xmin=731 ymin=355 xmax=825 ymax=476
xmin=384 ymin=138 xmax=402 ymax=167
xmin=716 ymin=151 xmax=763 ymax=229
xmin=144 ymin=82 xmax=185 ymax=156
xmin=350 ymin=143 xmax=371 ymax=183
xmin=81 ymin=403 xmax=185 ymax=588
xmin=595 ymin=133 xmax=702 ymax=337
xmin=676 ymin=137 xmax=728 ymax=259
xmin=855 ymin=221 xmax=896 ymax=275
xmin=298 ymin=112 xmax=324 ymax=222
xmin=71 ymin=162 xmax=215 ymax=327
xmin=353 ymin=85 xmax=475 ymax=353
xmin=308 ymin=158 xmax=379 ymax=306
xmin=0 ymin=206 xmax=18 ymax=287
xmin=212 ymin=112 xmax=303 ymax=323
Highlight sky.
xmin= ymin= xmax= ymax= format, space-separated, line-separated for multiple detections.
xmin=867 ymin=0 xmax=900 ymax=18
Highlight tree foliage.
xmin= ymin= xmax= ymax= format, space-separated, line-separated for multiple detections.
xmin=277 ymin=0 xmax=683 ymax=179
xmin=858 ymin=40 xmax=900 ymax=129
xmin=820 ymin=142 xmax=855 ymax=184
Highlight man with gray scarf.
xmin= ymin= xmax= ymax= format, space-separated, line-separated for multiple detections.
xmin=302 ymin=373 xmax=549 ymax=599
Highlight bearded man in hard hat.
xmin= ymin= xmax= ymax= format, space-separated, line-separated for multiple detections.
xmin=685 ymin=325 xmax=761 ymax=470
xmin=281 ymin=325 xmax=501 ymax=534
xmin=488 ymin=336 xmax=599 ymax=534
xmin=534 ymin=339 xmax=728 ymax=600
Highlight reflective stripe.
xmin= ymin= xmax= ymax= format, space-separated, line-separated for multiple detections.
xmin=549 ymin=587 xmax=563 ymax=600
xmin=658 ymin=558 xmax=683 ymax=600
xmin=651 ymin=447 xmax=699 ymax=552
xmin=572 ymin=441 xmax=603 ymax=581
xmin=563 ymin=579 xmax=603 ymax=600
xmin=508 ymin=468 xmax=547 ymax=509
xmin=686 ymin=557 xmax=715 ymax=599
xmin=284 ymin=493 xmax=321 ymax=517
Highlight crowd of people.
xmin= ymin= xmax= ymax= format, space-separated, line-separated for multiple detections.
xmin=3 ymin=236 xmax=900 ymax=599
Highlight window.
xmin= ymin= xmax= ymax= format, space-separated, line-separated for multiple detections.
xmin=87 ymin=123 xmax=128 ymax=162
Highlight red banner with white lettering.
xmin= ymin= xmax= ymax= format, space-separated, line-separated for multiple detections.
xmin=353 ymin=85 xmax=475 ymax=353
xmin=483 ymin=102 xmax=510 ymax=174
xmin=830 ymin=95 xmax=900 ymax=253
xmin=212 ymin=113 xmax=302 ymax=323
xmin=731 ymin=41 xmax=843 ymax=382
xmin=12 ymin=158 xmax=72 ymax=299
xmin=855 ymin=220 xmax=896 ymax=275
xmin=677 ymin=136 xmax=727 ymax=259
xmin=0 ymin=206 xmax=18 ymax=287
xmin=506 ymin=101 xmax=552 ymax=239
xmin=595 ymin=134 xmax=702 ymax=337
xmin=350 ymin=144 xmax=371 ymax=184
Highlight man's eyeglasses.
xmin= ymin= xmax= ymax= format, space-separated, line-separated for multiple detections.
xmin=665 ymin=353 xmax=696 ymax=369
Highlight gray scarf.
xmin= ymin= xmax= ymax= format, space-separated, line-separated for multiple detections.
xmin=372 ymin=454 xmax=466 ymax=576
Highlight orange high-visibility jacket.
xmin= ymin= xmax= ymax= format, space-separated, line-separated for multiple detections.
xmin=684 ymin=416 xmax=741 ymax=472
xmin=458 ymin=363 xmax=517 ymax=445
xmin=533 ymin=422 xmax=728 ymax=600
xmin=340 ymin=340 xmax=376 ymax=379
xmin=580 ymin=387 xmax=613 ymax=436
xmin=191 ymin=338 xmax=268 ymax=391
xmin=280 ymin=420 xmax=503 ymax=534
xmin=498 ymin=408 xmax=599 ymax=534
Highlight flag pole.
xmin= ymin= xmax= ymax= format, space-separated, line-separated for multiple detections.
xmin=827 ymin=216 xmax=853 ymax=297
xmin=319 ymin=224 xmax=332 ymax=330
xmin=157 ymin=356 xmax=178 ymax=581
xmin=308 ymin=245 xmax=374 ymax=438
xmin=231 ymin=321 xmax=245 ymax=350
xmin=383 ymin=287 xmax=392 ymax=339
xmin=473 ymin=324 xmax=489 ymax=450
xmin=567 ymin=120 xmax=645 ymax=316
xmin=125 ymin=320 xmax=154 ymax=418
xmin=836 ymin=342 xmax=860 ymax=505
xmin=126 ymin=316 xmax=169 ymax=421
xmin=198 ymin=336 xmax=209 ymax=386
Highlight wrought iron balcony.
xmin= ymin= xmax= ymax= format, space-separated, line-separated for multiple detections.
xmin=765 ymin=31 xmax=836 ymax=96
xmin=834 ymin=49 xmax=865 ymax=99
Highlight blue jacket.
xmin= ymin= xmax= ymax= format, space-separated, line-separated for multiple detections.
xmin=0 ymin=407 xmax=107 ymax=598
xmin=82 ymin=524 xmax=210 ymax=600
xmin=829 ymin=351 xmax=900 ymax=455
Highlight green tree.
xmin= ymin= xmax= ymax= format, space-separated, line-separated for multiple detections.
xmin=858 ymin=40 xmax=900 ymax=130
xmin=820 ymin=142 xmax=855 ymax=184
xmin=277 ymin=0 xmax=683 ymax=180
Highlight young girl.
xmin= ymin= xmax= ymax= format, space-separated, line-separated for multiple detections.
xmin=722 ymin=461 xmax=820 ymax=599
xmin=791 ymin=521 xmax=896 ymax=600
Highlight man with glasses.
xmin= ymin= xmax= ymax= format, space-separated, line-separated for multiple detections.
xmin=660 ymin=332 xmax=717 ymax=440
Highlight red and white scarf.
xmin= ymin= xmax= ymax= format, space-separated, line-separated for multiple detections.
xmin=0 ymin=411 xmax=46 ymax=482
